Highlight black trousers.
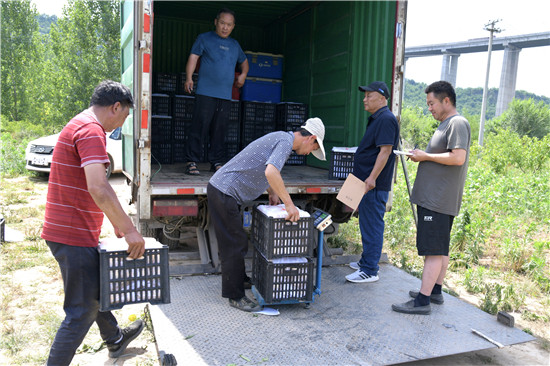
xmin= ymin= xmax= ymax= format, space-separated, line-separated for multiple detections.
xmin=185 ymin=94 xmax=229 ymax=165
xmin=46 ymin=241 xmax=121 ymax=366
xmin=207 ymin=183 xmax=248 ymax=300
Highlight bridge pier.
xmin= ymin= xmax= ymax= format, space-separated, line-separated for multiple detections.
xmin=440 ymin=53 xmax=460 ymax=86
xmin=495 ymin=45 xmax=521 ymax=117
xmin=405 ymin=32 xmax=549 ymax=116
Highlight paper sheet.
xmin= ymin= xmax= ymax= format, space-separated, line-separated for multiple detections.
xmin=336 ymin=173 xmax=366 ymax=211
xmin=253 ymin=307 xmax=280 ymax=316
xmin=257 ymin=204 xmax=311 ymax=218
xmin=99 ymin=237 xmax=164 ymax=252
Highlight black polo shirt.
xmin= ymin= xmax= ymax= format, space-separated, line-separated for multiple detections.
xmin=352 ymin=106 xmax=399 ymax=191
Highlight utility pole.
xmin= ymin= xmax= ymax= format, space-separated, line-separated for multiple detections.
xmin=478 ymin=19 xmax=502 ymax=146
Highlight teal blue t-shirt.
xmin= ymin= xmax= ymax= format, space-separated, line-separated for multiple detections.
xmin=191 ymin=31 xmax=246 ymax=100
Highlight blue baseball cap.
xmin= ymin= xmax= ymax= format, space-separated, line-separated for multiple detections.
xmin=358 ymin=81 xmax=390 ymax=99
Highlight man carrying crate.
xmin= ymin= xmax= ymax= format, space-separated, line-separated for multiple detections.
xmin=345 ymin=81 xmax=399 ymax=284
xmin=41 ymin=81 xmax=146 ymax=364
xmin=207 ymin=118 xmax=327 ymax=312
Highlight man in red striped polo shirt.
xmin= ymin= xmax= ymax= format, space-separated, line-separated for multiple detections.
xmin=42 ymin=80 xmax=146 ymax=365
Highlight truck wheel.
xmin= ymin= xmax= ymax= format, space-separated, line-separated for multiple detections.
xmin=162 ymin=353 xmax=177 ymax=366
xmin=106 ymin=155 xmax=113 ymax=179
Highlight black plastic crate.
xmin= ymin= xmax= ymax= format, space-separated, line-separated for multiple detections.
xmin=99 ymin=242 xmax=170 ymax=311
xmin=241 ymin=101 xmax=276 ymax=123
xmin=329 ymin=147 xmax=357 ymax=180
xmin=151 ymin=116 xmax=172 ymax=143
xmin=152 ymin=142 xmax=172 ymax=164
xmin=226 ymin=102 xmax=241 ymax=145
xmin=241 ymin=101 xmax=277 ymax=147
xmin=252 ymin=249 xmax=314 ymax=303
xmin=152 ymin=94 xmax=171 ymax=116
xmin=276 ymin=102 xmax=308 ymax=131
xmin=176 ymin=72 xmax=198 ymax=95
xmin=251 ymin=206 xmax=314 ymax=259
xmin=286 ymin=151 xmax=306 ymax=166
xmin=173 ymin=95 xmax=195 ymax=120
xmin=229 ymin=100 xmax=240 ymax=122
xmin=153 ymin=73 xmax=177 ymax=93
xmin=172 ymin=142 xmax=186 ymax=163
xmin=226 ymin=141 xmax=240 ymax=160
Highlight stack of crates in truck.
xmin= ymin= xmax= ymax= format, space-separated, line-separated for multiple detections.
xmin=251 ymin=205 xmax=315 ymax=305
xmin=151 ymin=74 xmax=241 ymax=164
xmin=277 ymin=102 xmax=309 ymax=165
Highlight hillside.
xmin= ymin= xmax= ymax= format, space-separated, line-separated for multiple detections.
xmin=404 ymin=79 xmax=550 ymax=118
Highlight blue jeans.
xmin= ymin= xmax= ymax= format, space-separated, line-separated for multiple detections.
xmin=46 ymin=241 xmax=121 ymax=366
xmin=357 ymin=189 xmax=389 ymax=276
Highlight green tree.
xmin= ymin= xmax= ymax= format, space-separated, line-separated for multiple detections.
xmin=1 ymin=0 xmax=41 ymax=122
xmin=48 ymin=0 xmax=121 ymax=124
xmin=489 ymin=99 xmax=550 ymax=139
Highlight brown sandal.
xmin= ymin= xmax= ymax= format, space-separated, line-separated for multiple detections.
xmin=185 ymin=162 xmax=200 ymax=175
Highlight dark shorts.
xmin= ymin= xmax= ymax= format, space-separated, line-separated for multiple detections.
xmin=416 ymin=205 xmax=455 ymax=256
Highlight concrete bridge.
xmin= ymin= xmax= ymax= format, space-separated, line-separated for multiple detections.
xmin=405 ymin=32 xmax=550 ymax=116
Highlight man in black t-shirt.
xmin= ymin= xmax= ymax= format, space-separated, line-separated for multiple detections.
xmin=345 ymin=81 xmax=399 ymax=284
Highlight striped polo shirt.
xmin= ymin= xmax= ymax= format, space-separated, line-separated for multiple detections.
xmin=41 ymin=110 xmax=110 ymax=247
xmin=209 ymin=131 xmax=294 ymax=205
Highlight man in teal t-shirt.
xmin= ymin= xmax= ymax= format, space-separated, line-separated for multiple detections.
xmin=184 ymin=8 xmax=249 ymax=175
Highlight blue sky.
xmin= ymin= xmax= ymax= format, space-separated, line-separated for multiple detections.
xmin=33 ymin=0 xmax=550 ymax=97
xmin=405 ymin=0 xmax=550 ymax=97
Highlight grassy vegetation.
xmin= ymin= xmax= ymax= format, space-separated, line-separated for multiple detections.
xmin=329 ymin=125 xmax=550 ymax=341
xmin=0 ymin=176 xmax=157 ymax=364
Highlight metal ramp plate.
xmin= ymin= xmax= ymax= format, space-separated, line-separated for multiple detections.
xmin=149 ymin=264 xmax=534 ymax=365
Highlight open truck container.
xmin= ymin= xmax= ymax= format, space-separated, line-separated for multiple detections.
xmin=120 ymin=1 xmax=407 ymax=275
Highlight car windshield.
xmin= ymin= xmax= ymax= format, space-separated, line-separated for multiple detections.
xmin=109 ymin=127 xmax=122 ymax=140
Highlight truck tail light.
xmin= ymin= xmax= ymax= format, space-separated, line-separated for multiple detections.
xmin=153 ymin=198 xmax=198 ymax=217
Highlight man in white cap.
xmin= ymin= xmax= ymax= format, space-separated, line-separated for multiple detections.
xmin=207 ymin=118 xmax=326 ymax=312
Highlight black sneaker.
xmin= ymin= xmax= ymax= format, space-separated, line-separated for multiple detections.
xmin=107 ymin=319 xmax=145 ymax=358
xmin=409 ymin=290 xmax=444 ymax=304
xmin=229 ymin=296 xmax=261 ymax=312
xmin=392 ymin=299 xmax=431 ymax=315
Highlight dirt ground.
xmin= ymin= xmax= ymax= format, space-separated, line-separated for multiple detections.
xmin=2 ymin=174 xmax=549 ymax=365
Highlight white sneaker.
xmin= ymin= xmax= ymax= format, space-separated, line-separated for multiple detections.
xmin=349 ymin=262 xmax=359 ymax=270
xmin=345 ymin=270 xmax=379 ymax=283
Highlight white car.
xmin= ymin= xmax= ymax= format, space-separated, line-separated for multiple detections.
xmin=25 ymin=127 xmax=123 ymax=178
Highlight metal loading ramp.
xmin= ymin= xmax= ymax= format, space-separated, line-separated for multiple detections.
xmin=149 ymin=263 xmax=534 ymax=365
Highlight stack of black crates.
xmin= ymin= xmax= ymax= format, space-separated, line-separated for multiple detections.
xmin=151 ymin=72 xmax=308 ymax=166
xmin=276 ymin=102 xmax=308 ymax=165
xmin=151 ymin=72 xmax=240 ymax=164
xmin=251 ymin=206 xmax=315 ymax=303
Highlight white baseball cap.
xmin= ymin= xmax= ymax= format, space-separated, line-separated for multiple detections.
xmin=301 ymin=117 xmax=326 ymax=161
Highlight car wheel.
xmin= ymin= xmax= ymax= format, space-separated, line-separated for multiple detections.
xmin=106 ymin=155 xmax=114 ymax=179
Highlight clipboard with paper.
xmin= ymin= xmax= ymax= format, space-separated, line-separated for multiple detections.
xmin=336 ymin=173 xmax=366 ymax=211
